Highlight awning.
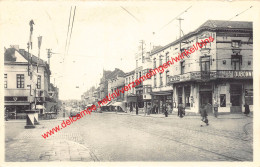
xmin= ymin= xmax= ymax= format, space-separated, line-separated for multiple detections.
xmin=5 ymin=102 xmax=30 ymax=106
xmin=150 ymin=91 xmax=172 ymax=96
xmin=102 ymin=101 xmax=112 ymax=107
xmin=112 ymin=101 xmax=126 ymax=111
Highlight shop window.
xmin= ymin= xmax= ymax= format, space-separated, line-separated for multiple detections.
xmin=177 ymin=87 xmax=183 ymax=104
xmin=220 ymin=94 xmax=226 ymax=107
xmin=184 ymin=86 xmax=191 ymax=107
xmin=4 ymin=74 xmax=7 ymax=88
xmin=17 ymin=74 xmax=24 ymax=88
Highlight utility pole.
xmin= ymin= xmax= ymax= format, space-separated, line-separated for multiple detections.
xmin=47 ymin=49 xmax=52 ymax=66
xmin=140 ymin=40 xmax=144 ymax=63
xmin=37 ymin=36 xmax=42 ymax=73
xmin=28 ymin=20 xmax=34 ymax=109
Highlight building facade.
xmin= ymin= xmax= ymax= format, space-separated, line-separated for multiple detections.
xmin=4 ymin=46 xmax=58 ymax=118
xmin=150 ymin=20 xmax=253 ymax=113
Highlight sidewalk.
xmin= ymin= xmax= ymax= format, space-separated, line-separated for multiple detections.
xmin=102 ymin=111 xmax=252 ymax=119
xmin=5 ymin=109 xmax=97 ymax=162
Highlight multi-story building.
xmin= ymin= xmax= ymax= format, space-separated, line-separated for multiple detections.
xmin=151 ymin=20 xmax=253 ymax=114
xmin=4 ymin=45 xmax=58 ymax=118
xmin=124 ymin=70 xmax=136 ymax=109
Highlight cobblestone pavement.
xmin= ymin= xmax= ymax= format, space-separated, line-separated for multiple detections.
xmin=5 ymin=110 xmax=252 ymax=161
xmin=5 ymin=111 xmax=97 ymax=162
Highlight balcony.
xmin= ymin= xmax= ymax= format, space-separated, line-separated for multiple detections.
xmin=168 ymin=70 xmax=253 ymax=83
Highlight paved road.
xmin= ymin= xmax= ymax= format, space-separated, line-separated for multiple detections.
xmin=5 ymin=110 xmax=252 ymax=161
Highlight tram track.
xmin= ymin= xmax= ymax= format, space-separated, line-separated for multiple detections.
xmin=121 ymin=119 xmax=251 ymax=161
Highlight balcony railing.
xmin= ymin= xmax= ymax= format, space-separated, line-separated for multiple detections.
xmin=168 ymin=70 xmax=253 ymax=83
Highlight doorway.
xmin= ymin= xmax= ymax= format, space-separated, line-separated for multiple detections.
xmin=199 ymin=91 xmax=212 ymax=113
xmin=230 ymin=84 xmax=242 ymax=113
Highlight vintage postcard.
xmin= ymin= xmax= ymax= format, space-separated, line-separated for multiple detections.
xmin=0 ymin=0 xmax=259 ymax=166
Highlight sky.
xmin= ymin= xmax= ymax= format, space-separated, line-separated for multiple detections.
xmin=0 ymin=1 xmax=257 ymax=100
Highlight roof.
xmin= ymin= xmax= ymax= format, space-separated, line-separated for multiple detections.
xmin=151 ymin=20 xmax=253 ymax=56
xmin=4 ymin=47 xmax=48 ymax=66
xmin=107 ymin=68 xmax=125 ymax=80
xmin=198 ymin=20 xmax=252 ymax=29
xmin=124 ymin=70 xmax=135 ymax=77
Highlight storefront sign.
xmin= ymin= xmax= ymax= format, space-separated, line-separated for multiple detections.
xmin=169 ymin=75 xmax=180 ymax=82
xmin=217 ymin=71 xmax=233 ymax=78
xmin=234 ymin=71 xmax=253 ymax=78
xmin=180 ymin=73 xmax=191 ymax=81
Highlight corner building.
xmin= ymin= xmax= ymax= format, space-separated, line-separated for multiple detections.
xmin=150 ymin=20 xmax=253 ymax=114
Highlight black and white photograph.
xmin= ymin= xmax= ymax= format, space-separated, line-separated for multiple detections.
xmin=0 ymin=0 xmax=259 ymax=165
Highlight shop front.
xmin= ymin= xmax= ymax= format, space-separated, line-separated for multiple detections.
xmin=199 ymin=83 xmax=213 ymax=113
xmin=151 ymin=91 xmax=172 ymax=114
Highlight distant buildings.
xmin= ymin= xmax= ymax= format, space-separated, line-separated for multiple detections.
xmin=4 ymin=45 xmax=59 ymax=119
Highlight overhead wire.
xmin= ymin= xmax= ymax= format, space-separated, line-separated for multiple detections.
xmin=66 ymin=6 xmax=77 ymax=55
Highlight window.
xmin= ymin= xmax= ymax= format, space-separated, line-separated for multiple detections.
xmin=166 ymin=53 xmax=169 ymax=63
xmin=231 ymin=55 xmax=241 ymax=70
xmin=17 ymin=74 xmax=24 ymax=88
xmin=201 ymin=56 xmax=210 ymax=72
xmin=220 ymin=94 xmax=226 ymax=107
xmin=166 ymin=71 xmax=170 ymax=84
xmin=153 ymin=58 xmax=156 ymax=68
xmin=159 ymin=55 xmax=162 ymax=66
xmin=4 ymin=74 xmax=7 ymax=88
xmin=181 ymin=61 xmax=185 ymax=74
xmin=160 ymin=73 xmax=163 ymax=86
xmin=154 ymin=75 xmax=157 ymax=87
xmin=37 ymin=75 xmax=41 ymax=89
xmin=231 ymin=40 xmax=241 ymax=48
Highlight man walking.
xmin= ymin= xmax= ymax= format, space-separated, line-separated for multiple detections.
xmin=200 ymin=103 xmax=209 ymax=126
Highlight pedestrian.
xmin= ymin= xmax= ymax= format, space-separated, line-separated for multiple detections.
xmin=147 ymin=103 xmax=151 ymax=115
xmin=213 ymin=101 xmax=218 ymax=118
xmin=144 ymin=104 xmax=147 ymax=116
xmin=178 ymin=103 xmax=184 ymax=118
xmin=136 ymin=103 xmax=138 ymax=115
xmin=130 ymin=104 xmax=133 ymax=113
xmin=200 ymin=104 xmax=209 ymax=126
xmin=163 ymin=103 xmax=168 ymax=117
xmin=244 ymin=103 xmax=250 ymax=116
xmin=167 ymin=103 xmax=172 ymax=115
xmin=164 ymin=103 xmax=169 ymax=117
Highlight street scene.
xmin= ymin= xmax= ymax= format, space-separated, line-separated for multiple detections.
xmin=2 ymin=1 xmax=255 ymax=162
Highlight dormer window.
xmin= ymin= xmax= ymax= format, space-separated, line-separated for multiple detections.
xmin=231 ymin=40 xmax=242 ymax=48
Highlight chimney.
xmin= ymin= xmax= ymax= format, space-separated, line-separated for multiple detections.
xmin=10 ymin=45 xmax=19 ymax=50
